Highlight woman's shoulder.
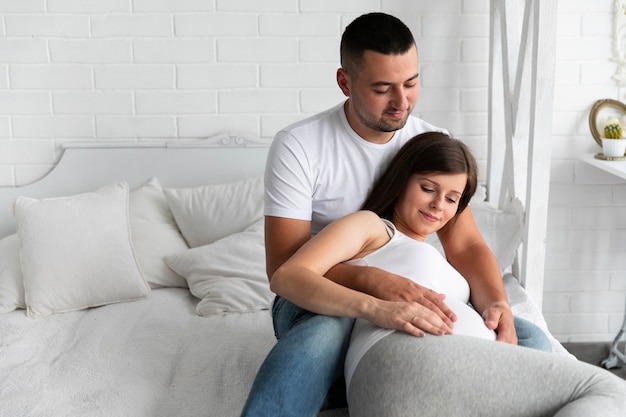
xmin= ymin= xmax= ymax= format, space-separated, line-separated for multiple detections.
xmin=323 ymin=210 xmax=385 ymax=236
xmin=340 ymin=211 xmax=396 ymax=238
xmin=346 ymin=210 xmax=385 ymax=225
xmin=338 ymin=211 xmax=392 ymax=260
xmin=331 ymin=210 xmax=388 ymax=237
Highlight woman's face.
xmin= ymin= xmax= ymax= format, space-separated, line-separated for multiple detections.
xmin=392 ymin=172 xmax=468 ymax=241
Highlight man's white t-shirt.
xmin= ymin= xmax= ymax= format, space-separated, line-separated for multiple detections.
xmin=264 ymin=101 xmax=446 ymax=235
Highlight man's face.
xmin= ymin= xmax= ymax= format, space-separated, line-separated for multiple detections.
xmin=341 ymin=45 xmax=420 ymax=142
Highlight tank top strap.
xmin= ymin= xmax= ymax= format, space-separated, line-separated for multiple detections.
xmin=380 ymin=218 xmax=396 ymax=239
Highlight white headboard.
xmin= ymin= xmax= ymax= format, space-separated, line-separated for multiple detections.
xmin=0 ymin=133 xmax=270 ymax=238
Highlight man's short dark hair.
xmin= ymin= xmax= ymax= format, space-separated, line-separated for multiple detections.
xmin=340 ymin=12 xmax=416 ymax=75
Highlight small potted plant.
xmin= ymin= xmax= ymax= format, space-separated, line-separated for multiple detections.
xmin=601 ymin=117 xmax=626 ymax=157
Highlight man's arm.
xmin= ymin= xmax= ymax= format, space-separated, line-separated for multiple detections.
xmin=265 ymin=215 xmax=456 ymax=326
xmin=437 ymin=207 xmax=517 ymax=344
xmin=264 ymin=215 xmax=311 ymax=280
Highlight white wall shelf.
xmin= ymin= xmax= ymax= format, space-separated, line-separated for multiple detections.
xmin=579 ymin=153 xmax=626 ymax=180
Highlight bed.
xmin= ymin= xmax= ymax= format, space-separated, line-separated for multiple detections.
xmin=0 ymin=2 xmax=564 ymax=414
xmin=0 ymin=130 xmax=571 ymax=417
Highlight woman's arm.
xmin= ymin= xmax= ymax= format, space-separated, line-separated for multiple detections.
xmin=270 ymin=211 xmax=385 ymax=316
xmin=325 ymin=263 xmax=456 ymax=325
xmin=265 ymin=214 xmax=456 ymax=327
xmin=270 ymin=211 xmax=452 ymax=337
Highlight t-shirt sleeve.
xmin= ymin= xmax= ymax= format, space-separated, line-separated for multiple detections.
xmin=263 ymin=131 xmax=313 ymax=221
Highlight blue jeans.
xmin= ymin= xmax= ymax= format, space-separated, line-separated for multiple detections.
xmin=239 ymin=297 xmax=552 ymax=417
xmin=514 ymin=316 xmax=553 ymax=351
xmin=240 ymin=296 xmax=354 ymax=417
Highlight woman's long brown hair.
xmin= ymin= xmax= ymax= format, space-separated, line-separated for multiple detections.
xmin=361 ymin=131 xmax=478 ymax=221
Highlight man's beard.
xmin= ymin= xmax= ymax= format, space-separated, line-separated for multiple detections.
xmin=353 ymin=103 xmax=411 ymax=133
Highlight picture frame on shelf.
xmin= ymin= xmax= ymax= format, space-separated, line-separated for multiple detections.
xmin=589 ymin=98 xmax=626 ymax=146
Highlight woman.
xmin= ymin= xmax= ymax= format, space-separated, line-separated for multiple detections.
xmin=270 ymin=132 xmax=626 ymax=416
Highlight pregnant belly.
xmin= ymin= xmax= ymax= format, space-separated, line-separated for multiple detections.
xmin=446 ymin=298 xmax=496 ymax=341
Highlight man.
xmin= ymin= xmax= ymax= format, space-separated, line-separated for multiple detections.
xmin=240 ymin=12 xmax=551 ymax=417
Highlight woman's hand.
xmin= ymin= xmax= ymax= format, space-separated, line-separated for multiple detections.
xmin=361 ymin=267 xmax=457 ymax=329
xmin=363 ymin=299 xmax=455 ymax=338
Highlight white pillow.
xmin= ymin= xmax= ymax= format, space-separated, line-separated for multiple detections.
xmin=0 ymin=234 xmax=24 ymax=313
xmin=13 ymin=181 xmax=151 ymax=318
xmin=470 ymin=197 xmax=524 ymax=271
xmin=164 ymin=218 xmax=272 ymax=316
xmin=425 ymin=192 xmax=524 ymax=272
xmin=129 ymin=177 xmax=189 ymax=288
xmin=163 ymin=176 xmax=263 ymax=248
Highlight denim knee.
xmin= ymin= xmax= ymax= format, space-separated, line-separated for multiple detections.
xmin=272 ymin=296 xmax=354 ymax=359
xmin=514 ymin=316 xmax=552 ymax=352
xmin=272 ymin=295 xmax=320 ymax=339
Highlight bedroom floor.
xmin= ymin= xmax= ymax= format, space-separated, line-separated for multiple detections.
xmin=562 ymin=342 xmax=626 ymax=380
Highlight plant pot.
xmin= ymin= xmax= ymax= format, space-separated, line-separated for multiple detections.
xmin=601 ymin=138 xmax=626 ymax=157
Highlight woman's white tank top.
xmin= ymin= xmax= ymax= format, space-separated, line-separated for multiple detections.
xmin=343 ymin=220 xmax=496 ymax=389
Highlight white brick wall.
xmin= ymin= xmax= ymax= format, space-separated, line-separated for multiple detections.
xmin=0 ymin=3 xmax=494 ymax=182
xmin=0 ymin=0 xmax=624 ymax=342
xmin=547 ymin=0 xmax=626 ymax=342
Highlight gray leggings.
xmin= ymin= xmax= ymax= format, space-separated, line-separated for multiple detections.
xmin=348 ymin=334 xmax=626 ymax=417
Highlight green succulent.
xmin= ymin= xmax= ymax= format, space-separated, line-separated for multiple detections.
xmin=604 ymin=117 xmax=623 ymax=139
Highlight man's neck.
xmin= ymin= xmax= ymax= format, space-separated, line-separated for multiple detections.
xmin=343 ymin=101 xmax=395 ymax=144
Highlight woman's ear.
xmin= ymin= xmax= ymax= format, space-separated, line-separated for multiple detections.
xmin=336 ymin=68 xmax=350 ymax=97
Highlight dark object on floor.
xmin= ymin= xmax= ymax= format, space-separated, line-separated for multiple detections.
xmin=562 ymin=342 xmax=626 ymax=380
